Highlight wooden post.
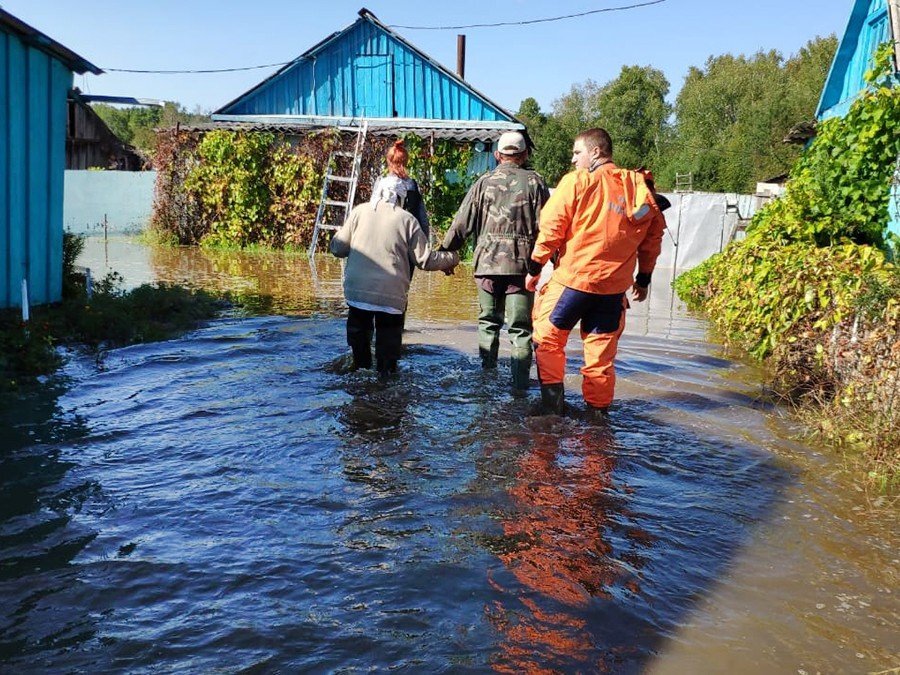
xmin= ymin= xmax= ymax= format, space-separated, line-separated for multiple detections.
xmin=21 ymin=278 xmax=29 ymax=323
xmin=457 ymin=35 xmax=466 ymax=80
xmin=890 ymin=0 xmax=900 ymax=73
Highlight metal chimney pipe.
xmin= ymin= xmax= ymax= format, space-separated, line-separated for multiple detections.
xmin=457 ymin=34 xmax=466 ymax=80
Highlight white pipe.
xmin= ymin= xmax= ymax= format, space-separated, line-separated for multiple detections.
xmin=21 ymin=278 xmax=30 ymax=322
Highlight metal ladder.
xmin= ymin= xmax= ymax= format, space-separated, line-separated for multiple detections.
xmin=674 ymin=172 xmax=693 ymax=193
xmin=308 ymin=121 xmax=368 ymax=259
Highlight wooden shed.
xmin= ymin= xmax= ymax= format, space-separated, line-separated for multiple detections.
xmin=0 ymin=9 xmax=101 ymax=309
xmin=66 ymin=95 xmax=145 ymax=170
xmin=212 ymin=8 xmax=526 ymax=168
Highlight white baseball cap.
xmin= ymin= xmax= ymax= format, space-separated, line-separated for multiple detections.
xmin=497 ymin=131 xmax=527 ymax=155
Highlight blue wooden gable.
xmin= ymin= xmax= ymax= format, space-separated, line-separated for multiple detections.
xmin=817 ymin=0 xmax=898 ymax=120
xmin=215 ymin=9 xmax=517 ymax=125
xmin=817 ymin=0 xmax=900 ymax=243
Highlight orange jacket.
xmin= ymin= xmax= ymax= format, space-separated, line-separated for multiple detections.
xmin=532 ymin=163 xmax=666 ymax=295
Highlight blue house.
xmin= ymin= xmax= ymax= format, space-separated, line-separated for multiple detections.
xmin=817 ymin=0 xmax=900 ymax=240
xmin=0 ymin=9 xmax=101 ymax=309
xmin=212 ymin=8 xmax=525 ymax=171
xmin=817 ymin=0 xmax=899 ymax=120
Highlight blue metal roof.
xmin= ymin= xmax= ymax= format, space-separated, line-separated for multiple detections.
xmin=215 ymin=9 xmax=518 ymax=124
xmin=817 ymin=0 xmax=897 ymax=120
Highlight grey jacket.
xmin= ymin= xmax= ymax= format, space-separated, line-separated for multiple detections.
xmin=330 ymin=202 xmax=458 ymax=312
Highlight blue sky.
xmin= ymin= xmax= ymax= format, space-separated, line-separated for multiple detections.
xmin=2 ymin=0 xmax=853 ymax=114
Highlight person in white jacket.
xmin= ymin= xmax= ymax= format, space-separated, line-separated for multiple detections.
xmin=330 ymin=182 xmax=458 ymax=377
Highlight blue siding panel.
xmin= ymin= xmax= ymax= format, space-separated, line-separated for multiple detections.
xmin=0 ymin=31 xmax=9 ymax=307
xmin=891 ymin=173 xmax=900 ymax=240
xmin=222 ymin=15 xmax=514 ymax=123
xmin=27 ymin=47 xmax=50 ymax=305
xmin=48 ymin=58 xmax=70 ymax=302
xmin=7 ymin=33 xmax=26 ymax=308
xmin=818 ymin=0 xmax=895 ymax=119
xmin=0 ymin=24 xmax=71 ymax=308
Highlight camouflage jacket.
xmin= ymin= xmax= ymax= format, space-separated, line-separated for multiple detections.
xmin=442 ymin=164 xmax=550 ymax=277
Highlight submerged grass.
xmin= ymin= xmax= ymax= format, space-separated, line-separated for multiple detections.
xmin=0 ymin=234 xmax=229 ymax=390
xmin=0 ymin=285 xmax=225 ymax=390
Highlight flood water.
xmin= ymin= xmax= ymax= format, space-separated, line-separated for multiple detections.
xmin=1 ymin=236 xmax=897 ymax=673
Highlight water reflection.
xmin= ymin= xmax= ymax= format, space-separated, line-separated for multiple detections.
xmin=0 ymin=385 xmax=96 ymax=662
xmin=78 ymin=236 xmax=480 ymax=321
xmin=486 ymin=421 xmax=632 ymax=672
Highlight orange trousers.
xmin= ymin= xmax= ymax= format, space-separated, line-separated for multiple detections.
xmin=532 ymin=278 xmax=627 ymax=409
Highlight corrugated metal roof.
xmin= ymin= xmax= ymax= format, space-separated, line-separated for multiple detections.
xmin=214 ymin=8 xmax=522 ymax=128
xmin=179 ymin=118 xmax=522 ymax=142
xmin=0 ymin=9 xmax=101 ymax=75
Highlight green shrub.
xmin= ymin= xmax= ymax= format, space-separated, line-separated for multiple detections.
xmin=678 ymin=43 xmax=900 ymax=356
xmin=152 ymin=129 xmax=478 ymax=250
xmin=674 ymin=43 xmax=900 ymax=482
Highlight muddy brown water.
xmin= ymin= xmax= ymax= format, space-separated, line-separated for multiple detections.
xmin=0 ymin=236 xmax=896 ymax=673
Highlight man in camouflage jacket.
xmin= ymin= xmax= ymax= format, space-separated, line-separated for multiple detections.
xmin=441 ymin=131 xmax=550 ymax=394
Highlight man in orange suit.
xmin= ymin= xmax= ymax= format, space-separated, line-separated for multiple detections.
xmin=525 ymin=128 xmax=666 ymax=416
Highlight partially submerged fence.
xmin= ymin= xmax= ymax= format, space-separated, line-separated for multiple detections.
xmin=64 ymin=170 xmax=157 ymax=235
xmin=654 ymin=190 xmax=765 ymax=282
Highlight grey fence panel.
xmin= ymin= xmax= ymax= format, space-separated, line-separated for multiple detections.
xmin=656 ymin=191 xmax=767 ymax=282
xmin=64 ymin=170 xmax=156 ymax=234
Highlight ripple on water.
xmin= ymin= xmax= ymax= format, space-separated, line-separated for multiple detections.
xmin=0 ymin=306 xmax=897 ymax=672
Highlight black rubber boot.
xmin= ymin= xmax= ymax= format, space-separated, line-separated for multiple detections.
xmin=511 ymin=355 xmax=531 ymax=396
xmin=348 ymin=338 xmax=372 ymax=370
xmin=540 ymin=383 xmax=565 ymax=415
xmin=346 ymin=313 xmax=373 ymax=370
xmin=588 ymin=405 xmax=610 ymax=423
xmin=376 ymin=357 xmax=398 ymax=379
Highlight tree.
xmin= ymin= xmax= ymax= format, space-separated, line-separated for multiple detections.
xmin=518 ymin=67 xmax=670 ymax=185
xmin=591 ymin=65 xmax=671 ymax=171
xmin=781 ymin=35 xmax=839 ymax=128
xmin=657 ymin=35 xmax=837 ymax=192
xmin=517 ymin=97 xmax=574 ymax=185
xmin=92 ymin=102 xmax=210 ymax=157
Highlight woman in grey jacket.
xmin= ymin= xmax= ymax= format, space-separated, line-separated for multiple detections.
xmin=330 ymin=188 xmax=458 ymax=377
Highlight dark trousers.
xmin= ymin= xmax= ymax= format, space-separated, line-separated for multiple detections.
xmin=346 ymin=306 xmax=403 ymax=374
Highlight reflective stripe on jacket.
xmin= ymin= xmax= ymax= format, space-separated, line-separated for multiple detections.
xmin=532 ymin=163 xmax=665 ymax=295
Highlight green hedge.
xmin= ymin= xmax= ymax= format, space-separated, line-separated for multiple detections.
xmin=674 ymin=44 xmax=900 ymax=483
xmin=151 ymin=129 xmax=475 ymax=250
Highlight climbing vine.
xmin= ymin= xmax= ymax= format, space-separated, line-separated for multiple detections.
xmin=676 ymin=42 xmax=900 ymax=356
xmin=674 ymin=43 xmax=900 ymax=480
xmin=402 ymin=135 xmax=475 ymax=238
xmin=185 ymin=131 xmax=274 ymax=248
xmin=151 ymin=129 xmax=478 ymax=249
